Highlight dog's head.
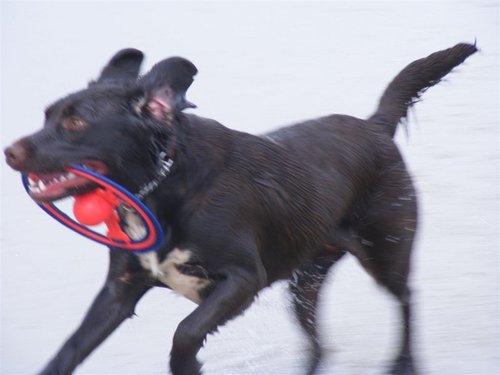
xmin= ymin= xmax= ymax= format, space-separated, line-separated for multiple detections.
xmin=4 ymin=49 xmax=197 ymax=201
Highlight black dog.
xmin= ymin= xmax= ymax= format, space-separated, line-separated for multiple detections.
xmin=4 ymin=43 xmax=476 ymax=375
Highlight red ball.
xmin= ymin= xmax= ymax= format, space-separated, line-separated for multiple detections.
xmin=73 ymin=191 xmax=114 ymax=226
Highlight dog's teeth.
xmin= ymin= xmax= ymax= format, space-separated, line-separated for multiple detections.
xmin=59 ymin=175 xmax=67 ymax=182
xmin=31 ymin=186 xmax=41 ymax=193
xmin=67 ymin=172 xmax=76 ymax=179
xmin=28 ymin=177 xmax=36 ymax=186
xmin=39 ymin=181 xmax=47 ymax=191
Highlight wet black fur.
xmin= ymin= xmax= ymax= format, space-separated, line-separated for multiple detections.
xmin=4 ymin=44 xmax=477 ymax=375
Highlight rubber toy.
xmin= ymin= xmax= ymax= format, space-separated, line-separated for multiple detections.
xmin=73 ymin=189 xmax=130 ymax=243
xmin=22 ymin=165 xmax=164 ymax=252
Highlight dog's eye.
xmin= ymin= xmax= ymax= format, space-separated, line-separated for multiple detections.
xmin=62 ymin=117 xmax=88 ymax=132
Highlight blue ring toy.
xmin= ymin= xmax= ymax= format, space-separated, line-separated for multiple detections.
xmin=22 ymin=165 xmax=164 ymax=252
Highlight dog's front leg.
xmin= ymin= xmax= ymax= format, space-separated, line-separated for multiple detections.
xmin=39 ymin=252 xmax=150 ymax=375
xmin=170 ymin=265 xmax=266 ymax=375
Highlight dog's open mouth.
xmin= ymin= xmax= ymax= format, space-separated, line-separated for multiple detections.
xmin=27 ymin=161 xmax=107 ymax=202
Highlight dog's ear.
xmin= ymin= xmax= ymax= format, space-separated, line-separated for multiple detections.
xmin=96 ymin=48 xmax=144 ymax=84
xmin=139 ymin=57 xmax=197 ymax=120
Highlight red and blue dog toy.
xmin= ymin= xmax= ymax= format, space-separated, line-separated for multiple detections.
xmin=22 ymin=165 xmax=164 ymax=252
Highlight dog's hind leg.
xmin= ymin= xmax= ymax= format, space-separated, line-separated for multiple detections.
xmin=352 ymin=170 xmax=418 ymax=375
xmin=39 ymin=252 xmax=151 ymax=375
xmin=355 ymin=234 xmax=416 ymax=375
xmin=288 ymin=248 xmax=346 ymax=375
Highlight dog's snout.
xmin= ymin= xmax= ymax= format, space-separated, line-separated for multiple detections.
xmin=4 ymin=142 xmax=29 ymax=171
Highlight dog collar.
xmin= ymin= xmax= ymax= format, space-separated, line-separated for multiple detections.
xmin=135 ymin=154 xmax=173 ymax=200
xmin=135 ymin=135 xmax=175 ymax=200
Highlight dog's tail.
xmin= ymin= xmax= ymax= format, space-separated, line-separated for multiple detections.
xmin=368 ymin=42 xmax=477 ymax=137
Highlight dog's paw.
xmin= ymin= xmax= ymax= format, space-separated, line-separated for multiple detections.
xmin=388 ymin=354 xmax=417 ymax=375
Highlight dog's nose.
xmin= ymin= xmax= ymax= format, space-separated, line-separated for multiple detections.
xmin=4 ymin=142 xmax=28 ymax=171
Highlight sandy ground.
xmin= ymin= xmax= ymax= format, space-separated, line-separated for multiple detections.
xmin=1 ymin=1 xmax=498 ymax=374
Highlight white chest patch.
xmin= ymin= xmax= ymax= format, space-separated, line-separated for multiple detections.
xmin=138 ymin=249 xmax=210 ymax=304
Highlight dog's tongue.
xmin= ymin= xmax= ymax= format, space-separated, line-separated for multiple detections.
xmin=25 ymin=162 xmax=108 ymax=201
xmin=27 ymin=171 xmax=90 ymax=201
